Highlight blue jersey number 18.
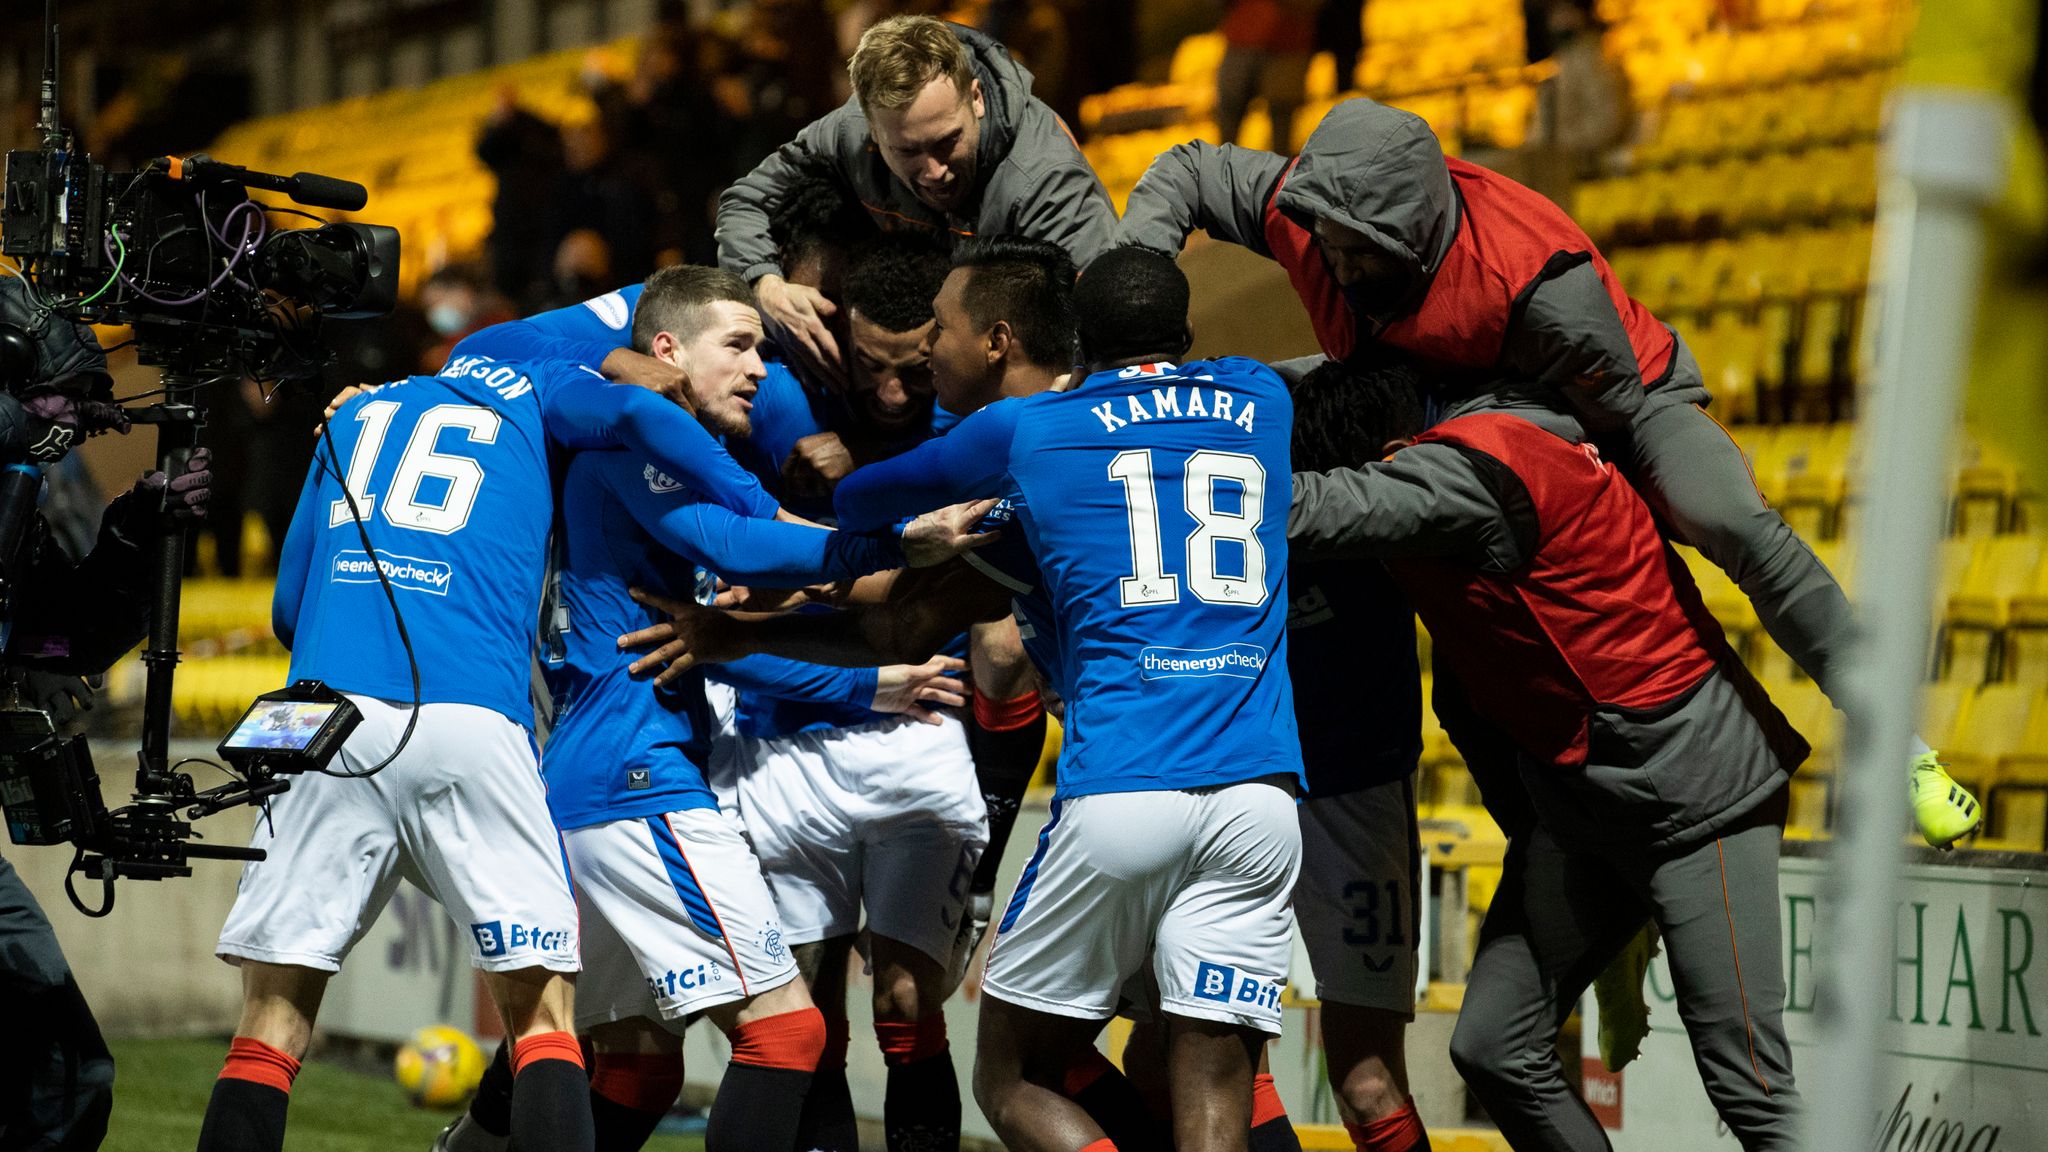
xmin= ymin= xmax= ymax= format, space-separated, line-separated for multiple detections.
xmin=1108 ymin=448 xmax=1267 ymax=608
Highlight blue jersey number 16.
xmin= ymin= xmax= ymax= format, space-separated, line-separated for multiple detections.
xmin=1108 ymin=448 xmax=1267 ymax=608
xmin=328 ymin=400 xmax=501 ymax=535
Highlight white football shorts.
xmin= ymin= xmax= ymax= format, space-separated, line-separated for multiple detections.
xmin=567 ymin=807 xmax=799 ymax=1029
xmin=217 ymin=695 xmax=578 ymax=974
xmin=982 ymin=777 xmax=1302 ymax=1034
xmin=723 ymin=713 xmax=986 ymax=965
xmin=1293 ymin=776 xmax=1422 ymax=1014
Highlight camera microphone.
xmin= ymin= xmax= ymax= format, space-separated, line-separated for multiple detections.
xmin=161 ymin=155 xmax=369 ymax=213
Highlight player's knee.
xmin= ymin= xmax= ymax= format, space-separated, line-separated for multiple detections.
xmin=1446 ymin=1015 xmax=1514 ymax=1089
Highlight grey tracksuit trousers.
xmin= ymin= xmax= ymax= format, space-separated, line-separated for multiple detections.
xmin=1450 ymin=793 xmax=1799 ymax=1152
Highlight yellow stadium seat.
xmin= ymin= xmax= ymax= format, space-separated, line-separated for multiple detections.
xmin=1989 ymin=695 xmax=2048 ymax=849
xmin=1944 ymin=684 xmax=2039 ymax=811
xmin=1945 ymin=536 xmax=2046 ymax=681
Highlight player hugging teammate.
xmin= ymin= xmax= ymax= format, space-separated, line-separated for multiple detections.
xmin=193 ymin=15 xmax=1940 ymax=1152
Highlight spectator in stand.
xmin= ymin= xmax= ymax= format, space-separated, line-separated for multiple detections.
xmin=596 ymin=26 xmax=740 ymax=267
xmin=1216 ymin=0 xmax=1319 ymax=153
xmin=1315 ymin=0 xmax=1366 ymax=92
xmin=418 ymin=263 xmax=515 ymax=373
xmin=529 ymin=228 xmax=618 ymax=315
xmin=475 ymin=85 xmax=565 ymax=303
xmin=549 ymin=117 xmax=657 ymax=289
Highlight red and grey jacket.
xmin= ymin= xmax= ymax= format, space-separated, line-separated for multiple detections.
xmin=1118 ymin=99 xmax=1705 ymax=431
xmin=1288 ymin=402 xmax=1805 ymax=850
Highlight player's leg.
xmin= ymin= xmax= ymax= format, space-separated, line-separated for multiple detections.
xmin=400 ymin=704 xmax=586 ymax=1152
xmin=1446 ymin=827 xmax=1646 ymax=1152
xmin=573 ymin=887 xmax=685 ymax=1152
xmin=977 ymin=997 xmax=1126 ymax=1151
xmin=584 ymin=1018 xmax=687 ymax=1152
xmin=195 ymin=962 xmax=328 ymax=1152
xmin=975 ymin=791 xmax=1185 ymax=1151
xmin=203 ymin=697 xmax=414 ymax=1152
xmin=697 ymin=971 xmax=827 ymax=1152
xmin=567 ymin=809 xmax=820 ymax=1152
xmin=1641 ymin=794 xmax=1800 ymax=1149
xmin=1121 ymin=1020 xmax=1297 ymax=1152
xmin=1064 ymin=1034 xmax=1171 ymax=1152
xmin=480 ymin=966 xmax=592 ymax=1152
xmin=1622 ymin=393 xmax=1855 ymax=701
xmin=792 ymin=936 xmax=861 ymax=1152
xmin=1294 ymin=781 xmax=1429 ymax=1151
xmin=1149 ymin=777 xmax=1303 ymax=1152
xmin=863 ymin=809 xmax=987 ymax=1152
xmin=966 ymin=617 xmax=1048 ymax=932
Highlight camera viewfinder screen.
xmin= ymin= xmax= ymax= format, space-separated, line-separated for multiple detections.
xmin=223 ymin=701 xmax=338 ymax=752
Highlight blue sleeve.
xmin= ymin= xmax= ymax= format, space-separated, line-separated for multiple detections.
xmin=708 ymin=655 xmax=878 ymax=707
xmin=832 ymin=399 xmax=1021 ymax=531
xmin=270 ymin=462 xmax=322 ymax=649
xmin=596 ymin=456 xmax=903 ymax=585
xmin=540 ymin=365 xmax=780 ymax=520
xmin=447 ymin=286 xmax=639 ymax=370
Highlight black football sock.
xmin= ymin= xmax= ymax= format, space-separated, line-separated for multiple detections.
xmin=967 ymin=692 xmax=1048 ymax=894
xmin=510 ymin=1032 xmax=594 ymax=1152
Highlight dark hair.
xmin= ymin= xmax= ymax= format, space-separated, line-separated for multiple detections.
xmin=1072 ymin=246 xmax=1190 ymax=365
xmin=842 ymin=235 xmax=951 ymax=333
xmin=1289 ymin=356 xmax=1428 ymax=474
xmin=951 ymin=236 xmax=1076 ymax=368
xmin=633 ymin=264 xmax=755 ymax=352
xmin=769 ymin=161 xmax=877 ymax=270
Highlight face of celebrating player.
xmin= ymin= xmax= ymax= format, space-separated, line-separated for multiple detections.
xmin=1312 ymin=217 xmax=1413 ymax=315
xmin=654 ymin=301 xmax=767 ymax=440
xmin=847 ymin=309 xmax=935 ymax=435
xmin=922 ymin=266 xmax=998 ymax=416
xmin=869 ymin=76 xmax=984 ymax=214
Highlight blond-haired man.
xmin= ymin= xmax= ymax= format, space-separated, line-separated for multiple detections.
xmin=717 ymin=16 xmax=1113 ymax=390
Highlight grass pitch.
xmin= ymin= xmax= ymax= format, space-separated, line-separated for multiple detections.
xmin=103 ymin=1037 xmax=706 ymax=1152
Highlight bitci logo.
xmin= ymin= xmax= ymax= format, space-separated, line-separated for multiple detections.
xmin=1192 ymin=961 xmax=1282 ymax=1012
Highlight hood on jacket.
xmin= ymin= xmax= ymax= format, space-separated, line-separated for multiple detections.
xmin=1274 ymin=99 xmax=1459 ymax=307
xmin=952 ymin=23 xmax=1029 ymax=178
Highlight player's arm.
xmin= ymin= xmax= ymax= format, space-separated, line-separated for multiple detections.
xmin=1501 ymin=262 xmax=1650 ymax=434
xmin=608 ymin=474 xmax=901 ymax=589
xmin=269 ymin=460 xmax=324 ymax=649
xmin=540 ymin=365 xmax=781 ymax=520
xmin=708 ymin=653 xmax=968 ymax=724
xmin=1288 ymin=444 xmax=1535 ymax=569
xmin=1115 ymin=141 xmax=1291 ymax=257
xmin=1010 ymin=158 xmax=1120 ymax=270
xmin=715 ymin=113 xmax=845 ymax=284
xmin=624 ymin=560 xmax=1013 ymax=684
xmin=831 ymin=400 xmax=1020 ymax=532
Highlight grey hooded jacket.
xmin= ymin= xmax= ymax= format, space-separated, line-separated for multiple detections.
xmin=1288 ymin=392 xmax=1805 ymax=852
xmin=1119 ymin=99 xmax=1704 ymax=431
xmin=716 ymin=24 xmax=1115 ymax=282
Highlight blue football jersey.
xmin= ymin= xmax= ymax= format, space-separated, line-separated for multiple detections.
xmin=835 ymin=359 xmax=1305 ymax=798
xmin=1287 ymin=559 xmax=1421 ymax=797
xmin=272 ymin=357 xmax=582 ymax=726
xmin=962 ymin=487 xmax=1066 ymax=701
xmin=541 ymin=450 xmax=905 ymax=830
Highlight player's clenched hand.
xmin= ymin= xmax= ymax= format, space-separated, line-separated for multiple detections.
xmin=781 ymin=431 xmax=856 ymax=500
xmin=619 ymin=587 xmax=741 ymax=687
xmin=870 ymin=655 xmax=969 ymax=724
xmin=754 ymin=275 xmax=846 ymax=392
xmin=600 ymin=347 xmax=697 ymax=413
xmin=900 ymin=499 xmax=1000 ymax=567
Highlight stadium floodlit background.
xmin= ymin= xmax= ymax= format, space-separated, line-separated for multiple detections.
xmin=1 ymin=0 xmax=2043 ymax=1148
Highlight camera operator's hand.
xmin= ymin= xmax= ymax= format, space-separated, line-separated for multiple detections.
xmin=136 ymin=448 xmax=212 ymax=520
xmin=4 ymin=668 xmax=94 ymax=727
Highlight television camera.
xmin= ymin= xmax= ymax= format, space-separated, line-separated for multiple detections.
xmin=0 ymin=6 xmax=400 ymax=913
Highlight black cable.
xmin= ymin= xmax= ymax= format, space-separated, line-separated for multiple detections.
xmin=310 ymin=413 xmax=419 ymax=777
xmin=64 ymin=845 xmax=113 ymax=918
